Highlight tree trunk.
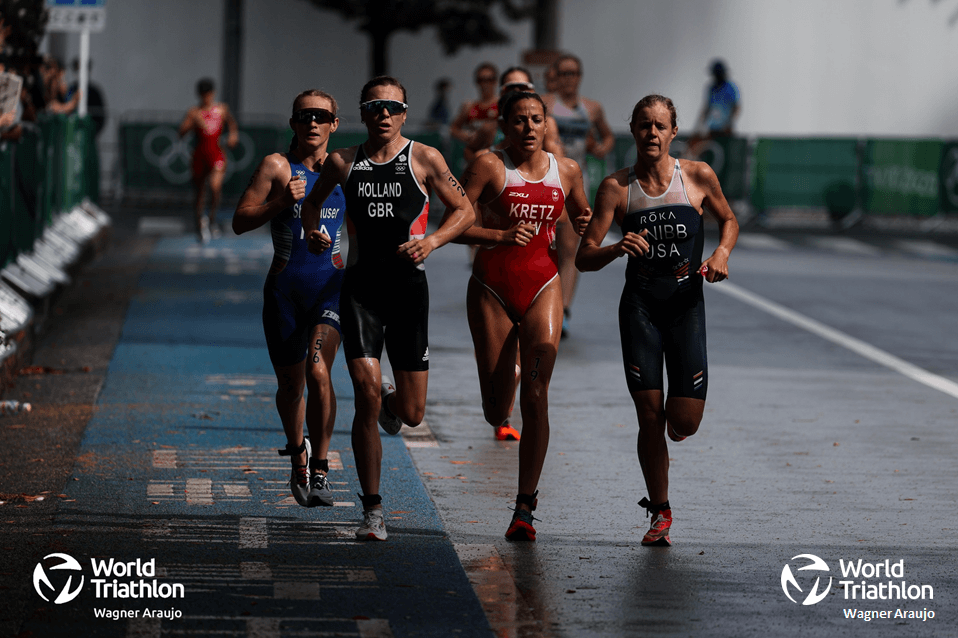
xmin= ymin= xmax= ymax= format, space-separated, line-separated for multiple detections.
xmin=370 ymin=30 xmax=390 ymax=77
xmin=533 ymin=0 xmax=559 ymax=50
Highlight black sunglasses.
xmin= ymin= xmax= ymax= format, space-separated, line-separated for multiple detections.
xmin=360 ymin=99 xmax=408 ymax=115
xmin=502 ymin=82 xmax=535 ymax=93
xmin=291 ymin=108 xmax=335 ymax=124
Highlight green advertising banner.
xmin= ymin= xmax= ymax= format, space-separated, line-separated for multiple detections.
xmin=120 ymin=123 xmax=288 ymax=195
xmin=613 ymin=135 xmax=749 ymax=201
xmin=0 ymin=143 xmax=13 ymax=265
xmin=751 ymin=138 xmax=859 ymax=211
xmin=938 ymin=142 xmax=958 ymax=214
xmin=863 ymin=139 xmax=942 ymax=216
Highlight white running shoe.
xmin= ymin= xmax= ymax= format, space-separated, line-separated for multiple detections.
xmin=307 ymin=471 xmax=334 ymax=507
xmin=378 ymin=376 xmax=403 ymax=435
xmin=197 ymin=218 xmax=211 ymax=245
xmin=356 ymin=507 xmax=387 ymax=541
xmin=278 ymin=437 xmax=311 ymax=507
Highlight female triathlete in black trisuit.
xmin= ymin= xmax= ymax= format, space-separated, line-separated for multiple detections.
xmin=302 ymin=76 xmax=474 ymax=541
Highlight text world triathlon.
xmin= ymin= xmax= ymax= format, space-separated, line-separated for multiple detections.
xmin=838 ymin=559 xmax=933 ymax=600
xmin=90 ymin=559 xmax=184 ymax=599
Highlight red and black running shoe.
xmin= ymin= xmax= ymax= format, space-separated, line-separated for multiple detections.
xmin=638 ymin=497 xmax=672 ymax=546
xmin=505 ymin=508 xmax=536 ymax=541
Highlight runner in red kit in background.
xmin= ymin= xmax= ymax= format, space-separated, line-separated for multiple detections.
xmin=450 ymin=62 xmax=500 ymax=164
xmin=456 ymin=90 xmax=591 ymax=541
xmin=179 ymin=78 xmax=238 ymax=243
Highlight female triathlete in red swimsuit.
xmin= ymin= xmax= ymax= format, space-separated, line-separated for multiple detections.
xmin=458 ymin=90 xmax=591 ymax=541
xmin=179 ymin=78 xmax=238 ymax=243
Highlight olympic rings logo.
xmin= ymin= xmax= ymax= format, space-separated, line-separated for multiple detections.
xmin=140 ymin=125 xmax=257 ymax=185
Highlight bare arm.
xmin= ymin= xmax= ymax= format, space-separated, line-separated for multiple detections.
xmin=178 ymin=108 xmax=196 ymax=138
xmin=303 ymin=150 xmax=350 ymax=253
xmin=544 ymin=115 xmax=565 ymax=158
xmin=575 ymin=173 xmax=649 ymax=272
xmin=232 ymin=153 xmax=301 ymax=235
xmin=223 ymin=104 xmax=239 ymax=148
xmin=448 ymin=102 xmax=475 ymax=144
xmin=558 ymin=157 xmax=592 ymax=235
xmin=687 ymin=160 xmax=738 ymax=282
xmin=454 ymin=154 xmax=534 ymax=247
xmin=396 ymin=145 xmax=475 ymax=265
xmin=586 ymin=100 xmax=615 ymax=159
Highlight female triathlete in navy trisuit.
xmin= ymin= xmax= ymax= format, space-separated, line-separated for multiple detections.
xmin=233 ymin=90 xmax=345 ymax=509
xmin=576 ymin=95 xmax=738 ymax=546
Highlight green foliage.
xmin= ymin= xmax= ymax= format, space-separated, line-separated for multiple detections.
xmin=305 ymin=0 xmax=535 ymax=74
xmin=0 ymin=0 xmax=49 ymax=64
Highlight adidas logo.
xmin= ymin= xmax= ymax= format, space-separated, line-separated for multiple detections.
xmin=422 ymin=347 xmax=429 ymax=362
xmin=353 ymin=161 xmax=373 ymax=171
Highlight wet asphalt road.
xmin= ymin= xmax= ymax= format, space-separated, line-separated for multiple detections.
xmin=1 ymin=210 xmax=957 ymax=637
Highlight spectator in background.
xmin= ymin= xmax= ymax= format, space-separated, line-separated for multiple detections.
xmin=0 ymin=15 xmax=22 ymax=140
xmin=70 ymin=57 xmax=106 ymax=137
xmin=686 ymin=59 xmax=740 ymax=158
xmin=42 ymin=57 xmax=79 ymax=114
xmin=425 ymin=77 xmax=451 ymax=130
xmin=449 ymin=62 xmax=499 ymax=163
xmin=542 ymin=53 xmax=615 ymax=338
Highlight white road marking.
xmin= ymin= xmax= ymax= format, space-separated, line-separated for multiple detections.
xmin=807 ymin=236 xmax=881 ymax=255
xmin=185 ymin=478 xmax=213 ymax=505
xmin=137 ymin=217 xmax=185 ymax=235
xmin=239 ymin=517 xmax=268 ymax=549
xmin=147 ymin=482 xmax=173 ymax=497
xmin=357 ymin=618 xmax=394 ymax=638
xmin=246 ymin=617 xmax=280 ymax=638
xmin=240 ymin=561 xmax=272 ymax=580
xmin=896 ymin=239 xmax=958 ymax=259
xmin=714 ymin=282 xmax=958 ymax=400
xmin=274 ymin=581 xmax=321 ymax=599
xmin=152 ymin=449 xmax=177 ymax=468
xmin=401 ymin=420 xmax=439 ymax=448
xmin=126 ymin=617 xmax=161 ymax=638
xmin=736 ymin=233 xmax=792 ymax=251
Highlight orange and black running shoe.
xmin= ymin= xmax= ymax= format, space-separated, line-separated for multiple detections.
xmin=495 ymin=420 xmax=521 ymax=441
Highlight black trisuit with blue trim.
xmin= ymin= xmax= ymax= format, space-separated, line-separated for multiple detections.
xmin=262 ymin=153 xmax=346 ymax=367
xmin=340 ymin=140 xmax=431 ymax=371
xmin=617 ymin=159 xmax=707 ymax=398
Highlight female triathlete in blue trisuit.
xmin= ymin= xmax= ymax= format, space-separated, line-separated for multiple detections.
xmin=233 ymin=90 xmax=346 ymax=509
xmin=576 ymin=95 xmax=738 ymax=546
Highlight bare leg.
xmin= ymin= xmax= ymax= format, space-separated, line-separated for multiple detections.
xmin=304 ymin=324 xmax=341 ymax=474
xmin=389 ymin=368 xmax=428 ymax=426
xmin=347 ymin=357 xmax=384 ymax=498
xmin=466 ymin=277 xmax=519 ymax=428
xmin=273 ymin=360 xmax=307 ymax=470
xmin=207 ymin=167 xmax=227 ymax=228
xmin=632 ymin=391 xmax=706 ymax=504
xmin=515 ymin=280 xmax=562 ymax=504
xmin=192 ymin=173 xmax=209 ymax=239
